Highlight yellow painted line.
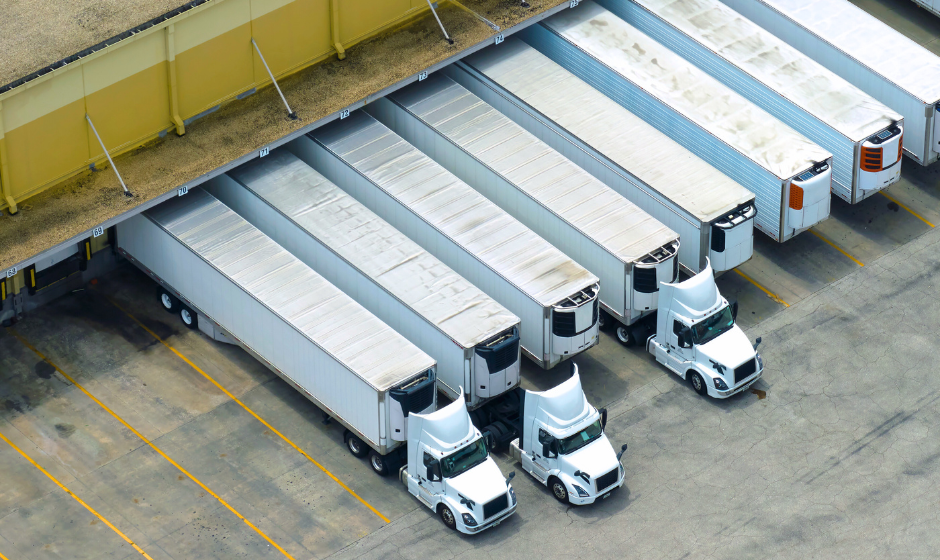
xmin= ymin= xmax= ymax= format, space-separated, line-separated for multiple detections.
xmin=880 ymin=191 xmax=936 ymax=228
xmin=732 ymin=269 xmax=790 ymax=307
xmin=109 ymin=298 xmax=392 ymax=524
xmin=0 ymin=430 xmax=153 ymax=559
xmin=808 ymin=230 xmax=864 ymax=268
xmin=0 ymin=550 xmax=7 ymax=560
xmin=8 ymin=329 xmax=297 ymax=560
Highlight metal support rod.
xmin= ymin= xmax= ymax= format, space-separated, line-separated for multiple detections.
xmin=426 ymin=1 xmax=454 ymax=45
xmin=85 ymin=114 xmax=132 ymax=198
xmin=251 ymin=39 xmax=297 ymax=120
xmin=330 ymin=0 xmax=347 ymax=60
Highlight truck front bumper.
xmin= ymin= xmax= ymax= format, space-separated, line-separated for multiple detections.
xmin=567 ymin=468 xmax=626 ymax=506
xmin=713 ymin=369 xmax=763 ymax=399
xmin=460 ymin=503 xmax=517 ymax=534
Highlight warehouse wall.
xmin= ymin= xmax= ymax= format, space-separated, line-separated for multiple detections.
xmin=0 ymin=0 xmax=430 ymax=213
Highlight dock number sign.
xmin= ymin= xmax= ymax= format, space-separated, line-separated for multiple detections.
xmin=418 ymin=71 xmax=428 ymax=81
xmin=5 ymin=267 xmax=16 ymax=279
xmin=177 ymin=185 xmax=189 ymax=197
xmin=340 ymin=109 xmax=350 ymax=119
xmin=92 ymin=226 xmax=104 ymax=238
xmin=494 ymin=34 xmax=504 ymax=45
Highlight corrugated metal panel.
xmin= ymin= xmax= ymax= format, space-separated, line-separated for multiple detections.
xmin=223 ymin=150 xmax=519 ymax=350
xmin=607 ymin=0 xmax=896 ymax=202
xmin=520 ymin=18 xmax=789 ymax=240
xmin=144 ymin=188 xmax=435 ymax=391
xmin=307 ymin=111 xmax=599 ymax=308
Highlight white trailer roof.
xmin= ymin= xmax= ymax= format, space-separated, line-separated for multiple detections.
xmin=463 ymin=39 xmax=754 ymax=224
xmin=629 ymin=0 xmax=901 ymax=142
xmin=749 ymin=0 xmax=940 ymax=104
xmin=544 ymin=2 xmax=831 ymax=180
xmin=228 ymin=151 xmax=520 ymax=350
xmin=389 ymin=74 xmax=680 ymax=264
xmin=311 ymin=111 xmax=599 ymax=308
xmin=146 ymin=188 xmax=436 ymax=391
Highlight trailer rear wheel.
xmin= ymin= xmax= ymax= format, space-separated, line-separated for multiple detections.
xmin=368 ymin=450 xmax=389 ymax=476
xmin=598 ymin=310 xmax=612 ymax=330
xmin=616 ymin=325 xmax=634 ymax=346
xmin=179 ymin=306 xmax=198 ymax=329
xmin=689 ymin=371 xmax=707 ymax=396
xmin=345 ymin=433 xmax=369 ymax=458
xmin=157 ymin=287 xmax=178 ymax=313
xmin=549 ymin=476 xmax=570 ymax=503
xmin=439 ymin=504 xmax=457 ymax=530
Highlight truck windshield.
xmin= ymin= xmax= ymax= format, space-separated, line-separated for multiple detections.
xmin=558 ymin=420 xmax=603 ymax=455
xmin=440 ymin=439 xmax=488 ymax=479
xmin=691 ymin=306 xmax=734 ymax=346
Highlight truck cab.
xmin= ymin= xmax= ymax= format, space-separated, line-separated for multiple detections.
xmin=647 ymin=261 xmax=763 ymax=398
xmin=401 ymin=393 xmax=516 ymax=534
xmin=510 ymin=368 xmax=627 ymax=505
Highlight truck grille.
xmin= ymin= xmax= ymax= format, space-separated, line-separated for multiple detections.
xmin=483 ymin=493 xmax=509 ymax=519
xmin=735 ymin=359 xmax=757 ymax=386
xmin=595 ymin=467 xmax=619 ymax=493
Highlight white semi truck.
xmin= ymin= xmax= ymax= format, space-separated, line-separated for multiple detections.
xmin=451 ymin=40 xmax=757 ymax=276
xmin=609 ymin=0 xmax=904 ymax=204
xmin=370 ymin=75 xmax=681 ymax=346
xmin=522 ymin=2 xmax=834 ymax=243
xmin=647 ymin=262 xmax=763 ymax=398
xmin=204 ymin=150 xmax=522 ymax=412
xmin=721 ymin=0 xmax=940 ymax=166
xmin=116 ymin=189 xmax=517 ymax=533
xmin=291 ymin=111 xmax=602 ymax=370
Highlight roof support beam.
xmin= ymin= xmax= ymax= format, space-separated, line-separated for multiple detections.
xmin=165 ymin=25 xmax=185 ymax=136
xmin=0 ymin=102 xmax=14 ymax=214
xmin=85 ymin=114 xmax=133 ymax=198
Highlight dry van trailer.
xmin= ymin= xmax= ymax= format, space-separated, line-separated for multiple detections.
xmin=607 ymin=0 xmax=903 ymax=204
xmin=115 ymin=189 xmax=438 ymax=460
xmin=720 ymin=0 xmax=940 ymax=166
xmin=912 ymin=0 xmax=940 ymax=19
xmin=451 ymin=40 xmax=757 ymax=275
xmin=369 ymin=75 xmax=680 ymax=342
xmin=290 ymin=111 xmax=601 ymax=370
xmin=205 ymin=151 xmax=522 ymax=411
xmin=522 ymin=2 xmax=834 ymax=243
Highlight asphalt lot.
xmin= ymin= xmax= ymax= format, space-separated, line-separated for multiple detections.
xmin=2 ymin=0 xmax=940 ymax=558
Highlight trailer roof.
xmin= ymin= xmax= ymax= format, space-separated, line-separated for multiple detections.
xmin=388 ymin=74 xmax=680 ymax=263
xmin=627 ymin=0 xmax=901 ymax=142
xmin=462 ymin=39 xmax=754 ymax=224
xmin=543 ymin=2 xmax=831 ymax=180
xmin=748 ymin=0 xmax=940 ymax=104
xmin=310 ymin=111 xmax=600 ymax=308
xmin=227 ymin=150 xmax=521 ymax=349
xmin=146 ymin=188 xmax=436 ymax=391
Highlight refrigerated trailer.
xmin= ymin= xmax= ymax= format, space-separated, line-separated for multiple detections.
xmin=370 ymin=75 xmax=680 ymax=345
xmin=606 ymin=0 xmax=903 ymax=204
xmin=720 ymin=0 xmax=940 ymax=166
xmin=451 ymin=39 xmax=757 ymax=275
xmin=204 ymin=150 xmax=522 ymax=411
xmin=290 ymin=111 xmax=601 ymax=370
xmin=523 ymin=2 xmax=834 ymax=242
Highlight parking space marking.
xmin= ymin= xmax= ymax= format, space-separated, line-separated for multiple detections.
xmin=808 ymin=230 xmax=865 ymax=267
xmin=8 ymin=329 xmax=298 ymax=560
xmin=880 ymin=191 xmax=936 ymax=228
xmin=0 ymin=550 xmax=7 ymax=560
xmin=732 ymin=269 xmax=790 ymax=307
xmin=0 ymin=430 xmax=153 ymax=559
xmin=108 ymin=298 xmax=392 ymax=524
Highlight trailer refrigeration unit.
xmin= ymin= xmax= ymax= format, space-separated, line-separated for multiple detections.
xmin=369 ymin=75 xmax=680 ymax=346
xmin=720 ymin=0 xmax=940 ymax=167
xmin=451 ymin=39 xmax=757 ymax=275
xmin=605 ymin=0 xmax=903 ymax=204
xmin=290 ymin=111 xmax=601 ymax=370
xmin=116 ymin=189 xmax=517 ymax=534
xmin=204 ymin=150 xmax=522 ymax=412
xmin=522 ymin=2 xmax=834 ymax=242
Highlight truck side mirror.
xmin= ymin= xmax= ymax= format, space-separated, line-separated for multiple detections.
xmin=753 ymin=336 xmax=762 ymax=351
xmin=678 ymin=327 xmax=692 ymax=349
xmin=599 ymin=407 xmax=608 ymax=429
xmin=617 ymin=443 xmax=628 ymax=461
xmin=426 ymin=459 xmax=441 ymax=482
xmin=731 ymin=301 xmax=739 ymax=321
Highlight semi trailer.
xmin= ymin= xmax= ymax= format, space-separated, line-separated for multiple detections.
xmin=911 ymin=0 xmax=940 ymax=19
xmin=720 ymin=0 xmax=940 ymax=167
xmin=289 ymin=111 xmax=601 ymax=370
xmin=451 ymin=39 xmax=757 ymax=275
xmin=115 ymin=189 xmax=517 ymax=534
xmin=369 ymin=75 xmax=681 ymax=346
xmin=204 ymin=150 xmax=522 ymax=411
xmin=522 ymin=2 xmax=834 ymax=243
xmin=607 ymin=0 xmax=903 ymax=204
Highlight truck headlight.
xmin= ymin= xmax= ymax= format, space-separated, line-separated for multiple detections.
xmin=756 ymin=353 xmax=763 ymax=370
xmin=713 ymin=377 xmax=729 ymax=391
xmin=461 ymin=513 xmax=478 ymax=527
xmin=509 ymin=486 xmax=516 ymax=505
xmin=573 ymin=484 xmax=590 ymax=497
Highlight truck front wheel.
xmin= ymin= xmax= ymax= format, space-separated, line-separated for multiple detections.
xmin=549 ymin=477 xmax=570 ymax=503
xmin=439 ymin=504 xmax=457 ymax=530
xmin=368 ymin=450 xmax=389 ymax=476
xmin=688 ymin=371 xmax=708 ymax=396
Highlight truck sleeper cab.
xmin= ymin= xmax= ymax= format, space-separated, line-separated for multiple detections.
xmin=647 ymin=262 xmax=763 ymax=398
xmin=403 ymin=393 xmax=517 ymax=533
xmin=510 ymin=368 xmax=628 ymax=505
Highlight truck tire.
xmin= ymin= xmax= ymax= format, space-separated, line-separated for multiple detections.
xmin=157 ymin=287 xmax=178 ymax=313
xmin=368 ymin=450 xmax=390 ymax=476
xmin=689 ymin=371 xmax=707 ymax=396
xmin=598 ymin=310 xmax=611 ymax=330
xmin=548 ymin=476 xmax=570 ymax=504
xmin=179 ymin=306 xmax=198 ymax=329
xmin=345 ymin=433 xmax=369 ymax=458
xmin=438 ymin=504 xmax=457 ymax=530
xmin=616 ymin=325 xmax=634 ymax=346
